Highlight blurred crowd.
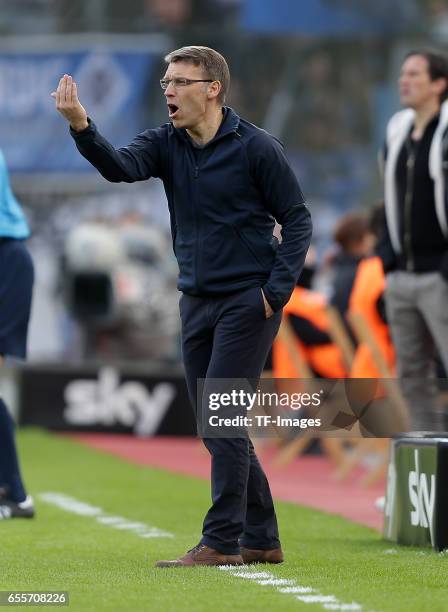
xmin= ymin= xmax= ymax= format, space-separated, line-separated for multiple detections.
xmin=2 ymin=0 xmax=448 ymax=35
xmin=1 ymin=0 xmax=447 ymax=379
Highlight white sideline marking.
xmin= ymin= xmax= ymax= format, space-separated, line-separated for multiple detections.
xmin=324 ymin=605 xmax=362 ymax=611
xmin=39 ymin=493 xmax=173 ymax=539
xmin=232 ymin=571 xmax=272 ymax=579
xmin=218 ymin=566 xmax=364 ymax=610
xmin=279 ymin=587 xmax=315 ymax=594
xmin=257 ymin=579 xmax=296 ymax=586
xmin=298 ymin=595 xmax=337 ymax=603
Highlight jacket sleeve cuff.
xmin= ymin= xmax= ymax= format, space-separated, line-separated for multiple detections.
xmin=440 ymin=252 xmax=448 ymax=281
xmin=69 ymin=117 xmax=95 ymax=139
xmin=375 ymin=244 xmax=397 ymax=274
xmin=262 ymin=285 xmax=287 ymax=313
xmin=382 ymin=259 xmax=397 ymax=274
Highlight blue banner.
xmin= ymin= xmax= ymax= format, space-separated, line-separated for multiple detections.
xmin=241 ymin=0 xmax=410 ymax=35
xmin=0 ymin=44 xmax=159 ymax=173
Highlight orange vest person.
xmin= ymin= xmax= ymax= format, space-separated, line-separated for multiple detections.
xmin=273 ymin=284 xmax=346 ymax=379
xmin=349 ymin=255 xmax=395 ymax=378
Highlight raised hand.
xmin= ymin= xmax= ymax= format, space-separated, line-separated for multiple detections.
xmin=51 ymin=74 xmax=88 ymax=132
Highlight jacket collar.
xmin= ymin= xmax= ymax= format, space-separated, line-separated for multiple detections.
xmin=173 ymin=106 xmax=241 ymax=146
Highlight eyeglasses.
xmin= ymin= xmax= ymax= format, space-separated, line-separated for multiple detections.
xmin=160 ymin=77 xmax=214 ymax=90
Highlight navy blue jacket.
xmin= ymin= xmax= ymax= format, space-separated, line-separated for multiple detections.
xmin=71 ymin=107 xmax=312 ymax=311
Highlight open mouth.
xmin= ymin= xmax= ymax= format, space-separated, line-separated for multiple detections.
xmin=167 ymin=104 xmax=179 ymax=118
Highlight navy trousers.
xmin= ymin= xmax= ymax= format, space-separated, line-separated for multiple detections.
xmin=0 ymin=239 xmax=34 ymax=503
xmin=0 ymin=399 xmax=27 ymax=503
xmin=180 ymin=286 xmax=282 ymax=555
xmin=0 ymin=239 xmax=34 ymax=360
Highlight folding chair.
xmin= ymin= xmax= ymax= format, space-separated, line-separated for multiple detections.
xmin=272 ymin=318 xmax=350 ymax=468
xmin=333 ymin=311 xmax=410 ymax=486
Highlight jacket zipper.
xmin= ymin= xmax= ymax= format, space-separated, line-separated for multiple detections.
xmin=193 ymin=164 xmax=201 ymax=291
xmin=186 ymin=130 xmax=238 ymax=292
xmin=404 ymin=139 xmax=416 ymax=272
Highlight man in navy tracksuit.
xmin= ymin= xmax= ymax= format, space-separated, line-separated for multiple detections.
xmin=53 ymin=46 xmax=312 ymax=567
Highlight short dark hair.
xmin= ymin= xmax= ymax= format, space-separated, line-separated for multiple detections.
xmin=164 ymin=45 xmax=230 ymax=104
xmin=334 ymin=212 xmax=370 ymax=251
xmin=405 ymin=48 xmax=448 ymax=102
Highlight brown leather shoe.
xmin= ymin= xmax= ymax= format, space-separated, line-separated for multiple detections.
xmin=240 ymin=547 xmax=284 ymax=564
xmin=155 ymin=544 xmax=244 ymax=568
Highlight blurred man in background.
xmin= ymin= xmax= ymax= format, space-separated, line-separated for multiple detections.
xmin=52 ymin=45 xmax=311 ymax=567
xmin=378 ymin=49 xmax=448 ymax=430
xmin=0 ymin=148 xmax=35 ymax=520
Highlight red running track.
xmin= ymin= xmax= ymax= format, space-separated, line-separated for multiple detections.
xmin=68 ymin=434 xmax=385 ymax=531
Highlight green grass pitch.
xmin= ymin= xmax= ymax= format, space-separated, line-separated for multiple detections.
xmin=1 ymin=429 xmax=448 ymax=611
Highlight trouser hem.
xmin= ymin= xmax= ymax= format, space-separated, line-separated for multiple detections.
xmin=239 ymin=539 xmax=281 ymax=550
